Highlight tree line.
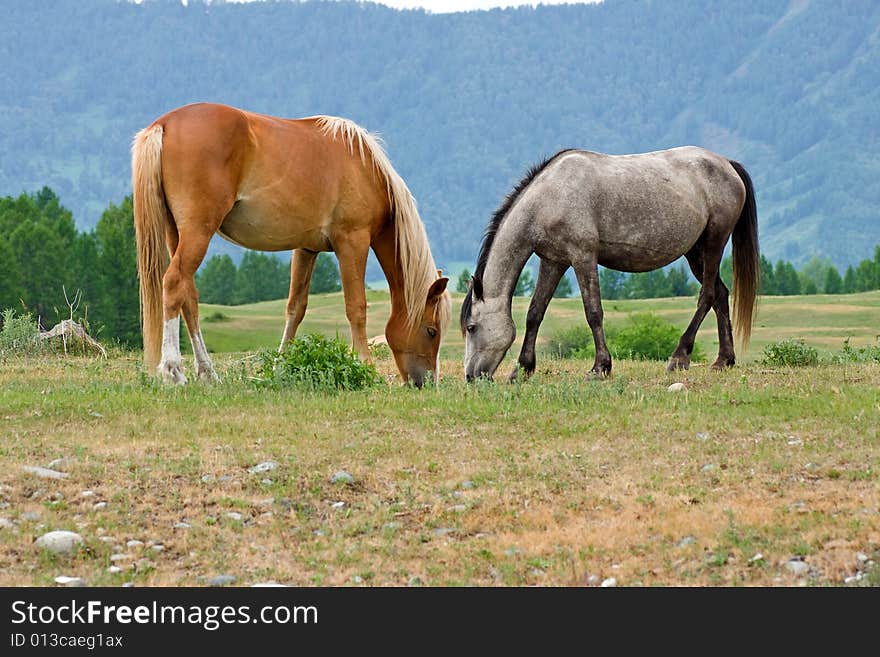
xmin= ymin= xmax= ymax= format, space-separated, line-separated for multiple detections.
xmin=1 ymin=187 xmax=878 ymax=349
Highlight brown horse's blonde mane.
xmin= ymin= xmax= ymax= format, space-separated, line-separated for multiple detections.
xmin=315 ymin=116 xmax=450 ymax=335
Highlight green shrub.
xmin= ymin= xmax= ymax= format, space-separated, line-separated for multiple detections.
xmin=831 ymin=337 xmax=880 ymax=364
xmin=0 ymin=308 xmax=43 ymax=356
xmin=254 ymin=333 xmax=383 ymax=391
xmin=760 ymin=338 xmax=819 ymax=367
xmin=549 ymin=313 xmax=704 ymax=362
xmin=202 ymin=311 xmax=230 ymax=323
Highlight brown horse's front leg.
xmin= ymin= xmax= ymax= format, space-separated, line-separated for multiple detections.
xmin=509 ymin=259 xmax=567 ymax=382
xmin=279 ymin=248 xmax=318 ymax=351
xmin=572 ymin=256 xmax=611 ymax=378
xmin=334 ymin=235 xmax=372 ymax=362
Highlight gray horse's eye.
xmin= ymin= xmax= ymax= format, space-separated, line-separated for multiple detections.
xmin=466 ymin=324 xmax=476 ymax=333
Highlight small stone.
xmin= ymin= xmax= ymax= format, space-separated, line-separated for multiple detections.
xmin=225 ymin=512 xmax=243 ymax=522
xmin=21 ymin=465 xmax=68 ymax=480
xmin=351 ymin=575 xmax=363 ymax=584
xmin=695 ymin=432 xmax=710 ymax=441
xmin=331 ymin=502 xmax=345 ymax=509
xmin=93 ymin=502 xmax=107 ymax=510
xmin=313 ymin=529 xmax=325 ymax=536
xmin=35 ymin=531 xmax=83 ymax=555
xmin=0 ymin=517 xmax=13 ymax=529
xmin=407 ymin=576 xmax=423 ymax=587
xmin=108 ymin=566 xmax=122 ymax=574
xmin=433 ymin=527 xmax=456 ymax=537
xmin=677 ymin=536 xmax=696 ymax=548
xmin=151 ymin=544 xmax=165 ymax=553
xmin=844 ymin=574 xmax=862 ymax=584
xmin=248 ymin=461 xmax=278 ymax=474
xmin=667 ymin=382 xmax=687 ymax=393
xmin=22 ymin=511 xmax=41 ymax=522
xmin=173 ymin=522 xmax=191 ymax=530
xmin=701 ymin=463 xmax=715 ymax=472
xmin=331 ymin=470 xmax=354 ymax=485
xmin=126 ymin=540 xmax=144 ymax=549
xmin=786 ymin=559 xmax=809 ymax=576
xmin=98 ymin=536 xmax=115 ymax=544
xmin=200 ymin=475 xmax=215 ymax=484
xmin=447 ymin=504 xmax=467 ymax=513
xmin=856 ymin=552 xmax=869 ymax=563
xmin=600 ymin=577 xmax=617 ymax=587
xmin=89 ymin=411 xmax=104 ymax=418
xmin=787 ymin=438 xmax=803 ymax=446
xmin=80 ymin=490 xmax=95 ymax=498
xmin=122 ymin=582 xmax=134 ymax=588
xmin=587 ymin=574 xmax=600 ymax=585
xmin=209 ymin=574 xmax=236 ymax=587
xmin=54 ymin=575 xmax=85 ymax=587
xmin=749 ymin=553 xmax=764 ymax=563
xmin=261 ymin=478 xmax=273 ymax=486
xmin=789 ymin=501 xmax=808 ymax=514
xmin=110 ymin=553 xmax=131 ymax=562
xmin=258 ymin=498 xmax=275 ymax=507
xmin=47 ymin=458 xmax=75 ymax=471
xmin=460 ymin=480 xmax=475 ymax=490
xmin=384 ymin=521 xmax=401 ymax=531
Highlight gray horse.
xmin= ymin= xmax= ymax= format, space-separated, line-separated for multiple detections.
xmin=461 ymin=147 xmax=759 ymax=381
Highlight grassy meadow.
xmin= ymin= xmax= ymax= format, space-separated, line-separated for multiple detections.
xmin=0 ymin=291 xmax=878 ymax=587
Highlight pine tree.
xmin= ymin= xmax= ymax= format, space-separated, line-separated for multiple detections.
xmin=843 ymin=265 xmax=857 ymax=293
xmin=514 ymin=268 xmax=535 ymax=296
xmin=456 ymin=268 xmax=472 ymax=294
xmin=823 ymin=266 xmax=843 ymax=294
xmin=553 ymin=273 xmax=573 ymax=298
xmin=198 ymin=255 xmax=238 ymax=304
xmin=309 ymin=253 xmax=342 ymax=294
xmin=94 ymin=197 xmax=140 ymax=346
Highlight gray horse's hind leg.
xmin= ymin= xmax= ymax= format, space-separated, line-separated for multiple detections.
xmin=509 ymin=259 xmax=567 ymax=382
xmin=667 ymin=239 xmax=726 ymax=371
xmin=572 ymin=255 xmax=612 ymax=378
xmin=683 ymin=251 xmax=736 ymax=370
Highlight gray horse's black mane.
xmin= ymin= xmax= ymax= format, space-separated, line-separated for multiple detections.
xmin=460 ymin=149 xmax=575 ymax=333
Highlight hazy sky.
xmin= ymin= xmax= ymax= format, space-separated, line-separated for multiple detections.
xmin=221 ymin=1 xmax=603 ymax=13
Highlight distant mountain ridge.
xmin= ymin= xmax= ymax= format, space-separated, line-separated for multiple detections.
xmin=1 ymin=0 xmax=878 ymax=269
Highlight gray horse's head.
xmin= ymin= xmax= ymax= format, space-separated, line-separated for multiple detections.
xmin=460 ymin=276 xmax=516 ymax=381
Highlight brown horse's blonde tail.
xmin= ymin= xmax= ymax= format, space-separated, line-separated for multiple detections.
xmin=728 ymin=160 xmax=759 ymax=352
xmin=131 ymin=124 xmax=169 ymax=371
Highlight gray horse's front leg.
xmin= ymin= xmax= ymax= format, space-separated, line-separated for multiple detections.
xmin=509 ymin=259 xmax=568 ymax=382
xmin=572 ymin=256 xmax=611 ymax=378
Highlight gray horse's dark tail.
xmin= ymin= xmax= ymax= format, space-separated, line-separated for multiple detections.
xmin=728 ymin=160 xmax=759 ymax=350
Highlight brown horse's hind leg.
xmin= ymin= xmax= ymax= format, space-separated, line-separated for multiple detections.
xmin=333 ymin=233 xmax=372 ymax=361
xmin=160 ymin=221 xmax=224 ymax=384
xmin=509 ymin=259 xmax=567 ymax=382
xmin=668 ymin=237 xmax=726 ymax=371
xmin=684 ymin=250 xmax=735 ymax=370
xmin=572 ymin=255 xmax=612 ymax=378
xmin=279 ymin=249 xmax=318 ymax=351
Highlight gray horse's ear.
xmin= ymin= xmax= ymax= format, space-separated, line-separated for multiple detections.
xmin=427 ymin=277 xmax=448 ymax=302
xmin=471 ymin=275 xmax=483 ymax=300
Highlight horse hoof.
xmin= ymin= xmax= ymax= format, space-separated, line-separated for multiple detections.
xmin=198 ymin=368 xmax=221 ymax=383
xmin=710 ymin=357 xmax=735 ymax=371
xmin=586 ymin=369 xmax=609 ymax=381
xmin=666 ymin=357 xmax=690 ymax=372
xmin=158 ymin=361 xmax=187 ymax=385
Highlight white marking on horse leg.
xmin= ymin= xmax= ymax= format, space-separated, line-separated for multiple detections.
xmin=157 ymin=316 xmax=187 ymax=385
xmin=191 ymin=328 xmax=219 ymax=382
xmin=435 ymin=352 xmax=441 ymax=383
xmin=279 ymin=316 xmax=294 ymax=352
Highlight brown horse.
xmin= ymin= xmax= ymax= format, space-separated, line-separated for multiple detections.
xmin=132 ymin=103 xmax=450 ymax=387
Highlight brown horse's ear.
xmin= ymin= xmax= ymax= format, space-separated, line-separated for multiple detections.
xmin=427 ymin=277 xmax=449 ymax=302
xmin=471 ymin=275 xmax=483 ymax=300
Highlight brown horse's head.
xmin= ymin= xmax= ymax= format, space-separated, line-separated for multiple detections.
xmin=385 ymin=276 xmax=450 ymax=388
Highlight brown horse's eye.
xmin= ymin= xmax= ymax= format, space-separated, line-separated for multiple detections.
xmin=426 ymin=327 xmax=438 ymax=338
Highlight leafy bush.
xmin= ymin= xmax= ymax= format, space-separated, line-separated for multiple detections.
xmin=203 ymin=311 xmax=229 ymax=323
xmin=760 ymin=338 xmax=819 ymax=367
xmin=548 ymin=313 xmax=704 ymax=362
xmin=831 ymin=337 xmax=880 ymax=364
xmin=254 ymin=333 xmax=383 ymax=391
xmin=0 ymin=308 xmax=43 ymax=355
